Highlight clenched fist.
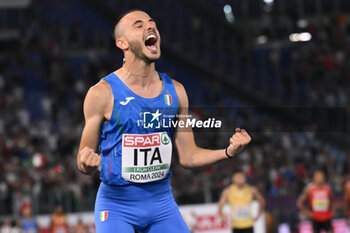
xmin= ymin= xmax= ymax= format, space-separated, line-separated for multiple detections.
xmin=78 ymin=146 xmax=101 ymax=174
xmin=226 ymin=128 xmax=251 ymax=158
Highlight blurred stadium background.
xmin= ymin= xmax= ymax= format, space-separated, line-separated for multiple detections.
xmin=1 ymin=0 xmax=350 ymax=232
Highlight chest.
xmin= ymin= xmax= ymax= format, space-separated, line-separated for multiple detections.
xmin=229 ymin=188 xmax=252 ymax=204
xmin=112 ymin=96 xmax=177 ymax=131
xmin=310 ymin=188 xmax=329 ymax=200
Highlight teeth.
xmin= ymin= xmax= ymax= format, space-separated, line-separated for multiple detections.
xmin=146 ymin=34 xmax=156 ymax=40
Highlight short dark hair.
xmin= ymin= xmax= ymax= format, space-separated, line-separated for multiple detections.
xmin=232 ymin=169 xmax=244 ymax=176
xmin=112 ymin=9 xmax=144 ymax=40
xmin=313 ymin=169 xmax=325 ymax=175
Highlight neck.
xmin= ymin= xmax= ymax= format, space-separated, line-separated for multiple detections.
xmin=120 ymin=57 xmax=157 ymax=87
xmin=123 ymin=55 xmax=156 ymax=76
xmin=236 ymin=184 xmax=244 ymax=189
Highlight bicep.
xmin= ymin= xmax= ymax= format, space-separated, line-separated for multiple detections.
xmin=78 ymin=86 xmax=107 ymax=152
xmin=345 ymin=188 xmax=349 ymax=201
xmin=173 ymin=80 xmax=197 ymax=156
xmin=219 ymin=188 xmax=229 ymax=204
xmin=252 ymin=188 xmax=265 ymax=203
xmin=298 ymin=188 xmax=309 ymax=203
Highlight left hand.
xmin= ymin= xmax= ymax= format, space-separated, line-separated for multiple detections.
xmin=218 ymin=213 xmax=226 ymax=224
xmin=226 ymin=128 xmax=251 ymax=157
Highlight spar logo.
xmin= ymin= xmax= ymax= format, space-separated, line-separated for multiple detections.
xmin=123 ymin=133 xmax=161 ymax=147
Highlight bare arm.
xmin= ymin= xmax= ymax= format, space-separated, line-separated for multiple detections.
xmin=330 ymin=192 xmax=335 ymax=217
xmin=345 ymin=185 xmax=349 ymax=218
xmin=297 ymin=187 xmax=311 ymax=217
xmin=77 ymin=81 xmax=112 ymax=175
xmin=173 ymin=81 xmax=251 ymax=167
xmin=251 ymin=187 xmax=265 ymax=220
xmin=218 ymin=187 xmax=230 ymax=219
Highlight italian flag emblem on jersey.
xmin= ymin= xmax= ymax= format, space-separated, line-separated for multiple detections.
xmin=164 ymin=94 xmax=172 ymax=106
xmin=100 ymin=211 xmax=108 ymax=221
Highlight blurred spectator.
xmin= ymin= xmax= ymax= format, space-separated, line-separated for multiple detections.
xmin=10 ymin=221 xmax=21 ymax=233
xmin=0 ymin=220 xmax=12 ymax=233
xmin=21 ymin=204 xmax=39 ymax=233
xmin=50 ymin=206 xmax=69 ymax=233
xmin=74 ymin=219 xmax=87 ymax=233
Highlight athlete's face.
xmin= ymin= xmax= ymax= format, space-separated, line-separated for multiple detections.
xmin=119 ymin=11 xmax=161 ymax=63
xmin=55 ymin=206 xmax=63 ymax=214
xmin=313 ymin=171 xmax=325 ymax=185
xmin=22 ymin=207 xmax=31 ymax=217
xmin=232 ymin=172 xmax=246 ymax=186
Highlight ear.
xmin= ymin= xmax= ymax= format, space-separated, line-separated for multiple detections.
xmin=116 ymin=37 xmax=129 ymax=50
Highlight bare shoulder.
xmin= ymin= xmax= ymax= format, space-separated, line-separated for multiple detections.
xmin=83 ymin=80 xmax=113 ymax=119
xmin=222 ymin=186 xmax=231 ymax=195
xmin=85 ymin=80 xmax=112 ymax=105
xmin=250 ymin=186 xmax=257 ymax=193
xmin=88 ymin=80 xmax=111 ymax=98
xmin=171 ymin=78 xmax=184 ymax=88
xmin=300 ymin=185 xmax=310 ymax=197
xmin=250 ymin=186 xmax=261 ymax=196
xmin=171 ymin=79 xmax=186 ymax=94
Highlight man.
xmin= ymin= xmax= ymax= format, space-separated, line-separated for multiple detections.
xmin=297 ymin=170 xmax=333 ymax=233
xmin=0 ymin=219 xmax=12 ymax=233
xmin=76 ymin=9 xmax=251 ymax=233
xmin=74 ymin=219 xmax=87 ymax=233
xmin=50 ymin=206 xmax=69 ymax=233
xmin=217 ymin=170 xmax=265 ymax=233
xmin=21 ymin=204 xmax=39 ymax=233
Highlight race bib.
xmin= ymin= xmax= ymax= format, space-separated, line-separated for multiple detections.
xmin=312 ymin=198 xmax=329 ymax=212
xmin=233 ymin=205 xmax=251 ymax=220
xmin=122 ymin=132 xmax=172 ymax=183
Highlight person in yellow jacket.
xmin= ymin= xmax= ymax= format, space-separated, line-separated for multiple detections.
xmin=218 ymin=170 xmax=265 ymax=233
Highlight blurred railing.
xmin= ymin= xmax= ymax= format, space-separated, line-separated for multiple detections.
xmin=0 ymin=178 xmax=98 ymax=217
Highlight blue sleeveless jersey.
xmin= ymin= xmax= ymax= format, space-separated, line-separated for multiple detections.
xmin=99 ymin=72 xmax=178 ymax=186
xmin=21 ymin=218 xmax=38 ymax=233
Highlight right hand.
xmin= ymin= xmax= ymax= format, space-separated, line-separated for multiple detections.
xmin=304 ymin=210 xmax=312 ymax=218
xmin=226 ymin=128 xmax=251 ymax=158
xmin=218 ymin=212 xmax=226 ymax=224
xmin=78 ymin=147 xmax=101 ymax=173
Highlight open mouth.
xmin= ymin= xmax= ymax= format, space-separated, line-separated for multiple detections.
xmin=145 ymin=34 xmax=158 ymax=53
